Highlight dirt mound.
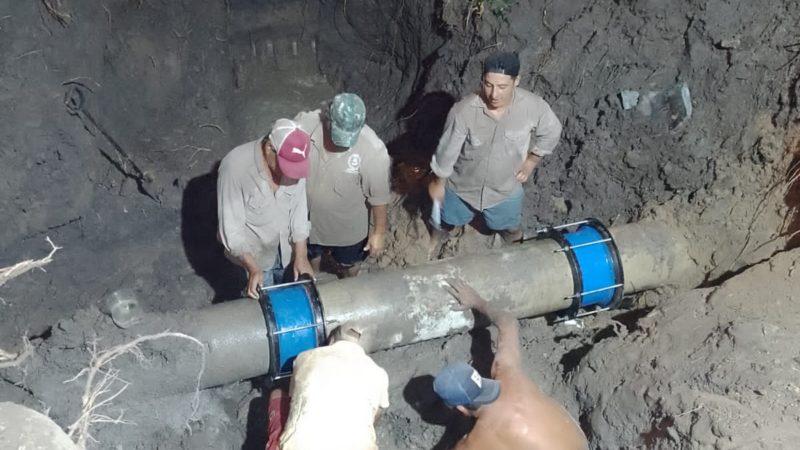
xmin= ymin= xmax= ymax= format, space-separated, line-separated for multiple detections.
xmin=370 ymin=248 xmax=800 ymax=450
xmin=573 ymin=247 xmax=800 ymax=449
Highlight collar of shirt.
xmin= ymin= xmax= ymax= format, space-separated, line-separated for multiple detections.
xmin=470 ymin=89 xmax=519 ymax=119
xmin=309 ymin=120 xmax=354 ymax=163
xmin=252 ymin=140 xmax=271 ymax=181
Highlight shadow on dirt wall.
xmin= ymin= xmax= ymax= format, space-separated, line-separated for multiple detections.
xmin=181 ymin=163 xmax=246 ymax=302
xmin=402 ymin=326 xmax=494 ymax=449
xmin=388 ymin=91 xmax=455 ymax=222
xmin=787 ymin=151 xmax=800 ymax=249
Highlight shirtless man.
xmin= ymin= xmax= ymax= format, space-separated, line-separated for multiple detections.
xmin=434 ymin=280 xmax=588 ymax=450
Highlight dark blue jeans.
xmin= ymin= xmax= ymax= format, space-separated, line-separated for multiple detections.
xmin=307 ymin=238 xmax=368 ymax=267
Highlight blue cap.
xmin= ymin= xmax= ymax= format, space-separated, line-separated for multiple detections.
xmin=483 ymin=51 xmax=520 ymax=77
xmin=433 ymin=362 xmax=500 ymax=408
xmin=329 ymin=93 xmax=366 ymax=148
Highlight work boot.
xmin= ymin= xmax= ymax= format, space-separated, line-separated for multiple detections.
xmin=336 ymin=262 xmax=362 ymax=279
xmin=499 ymin=228 xmax=523 ymax=245
xmin=309 ymin=256 xmax=322 ymax=274
xmin=427 ymin=227 xmax=451 ymax=260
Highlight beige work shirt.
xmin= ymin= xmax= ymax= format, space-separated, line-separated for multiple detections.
xmin=279 ymin=341 xmax=390 ymax=450
xmin=217 ymin=139 xmax=310 ymax=270
xmin=430 ymin=88 xmax=562 ymax=210
xmin=294 ymin=110 xmax=391 ymax=246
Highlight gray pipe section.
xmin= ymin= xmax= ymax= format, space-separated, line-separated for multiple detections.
xmin=172 ymin=222 xmax=694 ymax=389
xmin=610 ymin=222 xmax=696 ymax=291
xmin=178 ymin=299 xmax=270 ymax=389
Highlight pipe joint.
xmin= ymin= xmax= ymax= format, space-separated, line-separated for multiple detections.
xmin=537 ymin=218 xmax=625 ymax=319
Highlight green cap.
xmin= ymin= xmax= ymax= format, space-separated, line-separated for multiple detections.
xmin=329 ymin=93 xmax=366 ymax=148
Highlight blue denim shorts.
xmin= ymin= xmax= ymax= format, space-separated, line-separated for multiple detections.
xmin=307 ymin=238 xmax=368 ymax=266
xmin=440 ymin=186 xmax=523 ymax=231
xmin=263 ymin=251 xmax=288 ymax=286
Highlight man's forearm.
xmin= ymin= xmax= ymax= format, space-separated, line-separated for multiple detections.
xmin=467 ymin=292 xmax=519 ymax=344
xmin=470 ymin=292 xmax=521 ymax=371
xmin=370 ymin=204 xmax=388 ymax=235
xmin=475 ymin=300 xmax=517 ymax=330
xmin=293 ymin=239 xmax=309 ymax=263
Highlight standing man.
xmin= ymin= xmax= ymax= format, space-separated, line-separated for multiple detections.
xmin=275 ymin=324 xmax=390 ymax=450
xmin=217 ymin=118 xmax=314 ymax=299
xmin=429 ymin=51 xmax=562 ymax=244
xmin=294 ymin=93 xmax=391 ymax=278
xmin=434 ymin=280 xmax=588 ymax=450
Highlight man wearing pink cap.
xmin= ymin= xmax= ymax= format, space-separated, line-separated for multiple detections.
xmin=217 ymin=118 xmax=314 ymax=299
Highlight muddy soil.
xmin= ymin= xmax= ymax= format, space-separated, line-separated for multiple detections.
xmin=372 ymin=247 xmax=800 ymax=450
xmin=1 ymin=0 xmax=799 ymax=449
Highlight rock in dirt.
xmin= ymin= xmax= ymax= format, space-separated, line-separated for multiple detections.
xmin=0 ymin=402 xmax=78 ymax=450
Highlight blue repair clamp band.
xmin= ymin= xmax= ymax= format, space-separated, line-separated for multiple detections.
xmin=539 ymin=218 xmax=625 ymax=318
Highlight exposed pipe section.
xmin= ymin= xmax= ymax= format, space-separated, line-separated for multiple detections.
xmin=169 ymin=220 xmax=694 ymax=389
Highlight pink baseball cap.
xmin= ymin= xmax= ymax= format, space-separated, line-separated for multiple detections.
xmin=269 ymin=118 xmax=311 ymax=179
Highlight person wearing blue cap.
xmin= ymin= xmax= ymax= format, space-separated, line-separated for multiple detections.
xmin=429 ymin=51 xmax=562 ymax=247
xmin=294 ymin=93 xmax=391 ymax=278
xmin=434 ymin=279 xmax=588 ymax=450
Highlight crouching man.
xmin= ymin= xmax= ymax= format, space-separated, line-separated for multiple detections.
xmin=434 ymin=280 xmax=588 ymax=450
xmin=269 ymin=325 xmax=389 ymax=450
xmin=217 ymin=119 xmax=314 ymax=298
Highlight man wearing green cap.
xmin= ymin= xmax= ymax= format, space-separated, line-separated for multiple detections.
xmin=294 ymin=93 xmax=391 ymax=278
xmin=429 ymin=51 xmax=562 ymax=245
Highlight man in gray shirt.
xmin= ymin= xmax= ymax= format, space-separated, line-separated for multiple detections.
xmin=294 ymin=93 xmax=391 ymax=278
xmin=429 ymin=52 xmax=562 ymax=244
xmin=217 ymin=118 xmax=314 ymax=299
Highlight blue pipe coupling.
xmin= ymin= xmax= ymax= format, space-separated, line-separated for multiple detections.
xmin=258 ymin=277 xmax=326 ymax=380
xmin=537 ymin=218 xmax=625 ymax=317
xmin=255 ymin=218 xmax=625 ymax=380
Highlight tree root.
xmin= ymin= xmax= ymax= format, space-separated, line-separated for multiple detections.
xmin=63 ymin=331 xmax=206 ymax=449
xmin=0 ymin=237 xmax=60 ymax=288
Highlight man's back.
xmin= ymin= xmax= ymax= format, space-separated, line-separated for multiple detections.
xmin=455 ymin=366 xmax=587 ymax=450
xmin=279 ymin=341 xmax=389 ymax=450
xmin=438 ymin=280 xmax=588 ymax=450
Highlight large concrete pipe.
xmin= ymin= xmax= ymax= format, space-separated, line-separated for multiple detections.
xmin=176 ymin=219 xmax=694 ymax=389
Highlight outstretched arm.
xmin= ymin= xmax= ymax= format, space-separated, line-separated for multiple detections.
xmin=445 ymin=280 xmax=522 ymax=374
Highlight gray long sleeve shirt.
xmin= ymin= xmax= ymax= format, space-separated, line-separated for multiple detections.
xmin=294 ymin=110 xmax=391 ymax=247
xmin=430 ymin=88 xmax=562 ymax=210
xmin=217 ymin=139 xmax=310 ymax=270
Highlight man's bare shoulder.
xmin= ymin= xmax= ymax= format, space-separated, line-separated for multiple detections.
xmin=455 ymin=414 xmax=535 ymax=450
xmin=487 ymin=369 xmax=588 ymax=450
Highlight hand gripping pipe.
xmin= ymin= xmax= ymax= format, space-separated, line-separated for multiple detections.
xmin=173 ymin=219 xmax=694 ymax=389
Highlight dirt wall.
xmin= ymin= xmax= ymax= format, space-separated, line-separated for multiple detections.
xmin=321 ymin=0 xmax=799 ymax=275
xmin=1 ymin=1 xmax=799 ymax=449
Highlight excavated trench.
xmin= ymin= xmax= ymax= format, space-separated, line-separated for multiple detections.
xmin=1 ymin=1 xmax=799 ymax=449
